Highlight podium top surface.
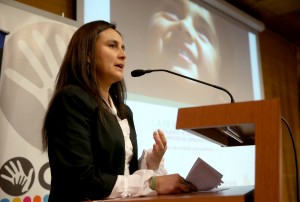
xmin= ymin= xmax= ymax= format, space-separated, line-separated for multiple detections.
xmin=100 ymin=186 xmax=254 ymax=202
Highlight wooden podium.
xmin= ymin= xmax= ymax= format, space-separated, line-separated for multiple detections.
xmin=176 ymin=98 xmax=282 ymax=202
xmin=102 ymin=99 xmax=281 ymax=202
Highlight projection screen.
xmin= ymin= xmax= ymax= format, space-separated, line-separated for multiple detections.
xmin=78 ymin=0 xmax=265 ymax=188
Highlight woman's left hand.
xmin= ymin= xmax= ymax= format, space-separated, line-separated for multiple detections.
xmin=146 ymin=129 xmax=167 ymax=170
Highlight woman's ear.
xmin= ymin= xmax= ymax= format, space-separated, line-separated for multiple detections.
xmin=86 ymin=56 xmax=91 ymax=75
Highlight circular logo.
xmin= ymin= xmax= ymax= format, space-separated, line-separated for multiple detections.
xmin=0 ymin=157 xmax=35 ymax=196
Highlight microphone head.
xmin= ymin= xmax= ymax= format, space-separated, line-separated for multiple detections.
xmin=131 ymin=69 xmax=146 ymax=77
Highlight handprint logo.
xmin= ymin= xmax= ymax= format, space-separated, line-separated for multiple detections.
xmin=0 ymin=157 xmax=35 ymax=196
xmin=0 ymin=22 xmax=75 ymax=150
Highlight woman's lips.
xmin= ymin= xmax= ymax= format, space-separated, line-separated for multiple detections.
xmin=115 ymin=63 xmax=124 ymax=69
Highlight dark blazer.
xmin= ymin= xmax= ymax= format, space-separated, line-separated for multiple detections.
xmin=45 ymin=85 xmax=138 ymax=202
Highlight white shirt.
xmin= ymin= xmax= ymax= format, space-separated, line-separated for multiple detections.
xmin=105 ymin=98 xmax=167 ymax=199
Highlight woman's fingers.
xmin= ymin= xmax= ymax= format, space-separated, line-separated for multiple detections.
xmin=153 ymin=129 xmax=167 ymax=154
xmin=157 ymin=129 xmax=167 ymax=147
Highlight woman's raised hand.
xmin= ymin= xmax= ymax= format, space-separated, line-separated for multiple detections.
xmin=146 ymin=129 xmax=167 ymax=170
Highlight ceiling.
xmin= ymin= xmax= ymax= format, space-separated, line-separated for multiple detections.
xmin=224 ymin=0 xmax=300 ymax=45
xmin=14 ymin=0 xmax=300 ymax=45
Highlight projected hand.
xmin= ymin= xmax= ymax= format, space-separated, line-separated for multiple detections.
xmin=0 ymin=160 xmax=33 ymax=193
xmin=146 ymin=129 xmax=167 ymax=170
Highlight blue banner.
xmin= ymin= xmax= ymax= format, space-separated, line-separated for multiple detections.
xmin=0 ymin=29 xmax=9 ymax=76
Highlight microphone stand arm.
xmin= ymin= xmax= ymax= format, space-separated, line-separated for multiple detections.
xmin=146 ymin=69 xmax=235 ymax=103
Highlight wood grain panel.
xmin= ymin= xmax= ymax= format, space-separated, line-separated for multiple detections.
xmin=259 ymin=29 xmax=300 ymax=202
xmin=15 ymin=0 xmax=76 ymax=20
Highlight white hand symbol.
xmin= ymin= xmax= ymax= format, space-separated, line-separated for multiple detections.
xmin=0 ymin=160 xmax=34 ymax=193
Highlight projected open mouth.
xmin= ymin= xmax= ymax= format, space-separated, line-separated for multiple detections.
xmin=177 ymin=46 xmax=195 ymax=65
xmin=164 ymin=37 xmax=197 ymax=70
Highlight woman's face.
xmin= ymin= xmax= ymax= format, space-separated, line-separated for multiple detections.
xmin=146 ymin=0 xmax=219 ymax=82
xmin=94 ymin=28 xmax=126 ymax=87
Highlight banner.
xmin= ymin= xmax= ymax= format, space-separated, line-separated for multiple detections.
xmin=0 ymin=1 xmax=78 ymax=201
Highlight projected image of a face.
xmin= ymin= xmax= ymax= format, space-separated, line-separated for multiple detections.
xmin=146 ymin=0 xmax=220 ymax=82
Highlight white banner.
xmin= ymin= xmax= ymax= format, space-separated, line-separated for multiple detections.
xmin=0 ymin=1 xmax=77 ymax=201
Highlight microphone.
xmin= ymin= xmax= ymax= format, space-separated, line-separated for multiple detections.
xmin=131 ymin=69 xmax=246 ymax=144
xmin=131 ymin=69 xmax=235 ymax=103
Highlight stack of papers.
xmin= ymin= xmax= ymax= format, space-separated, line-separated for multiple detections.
xmin=186 ymin=157 xmax=223 ymax=191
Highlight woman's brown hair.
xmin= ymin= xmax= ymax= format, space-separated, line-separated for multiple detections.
xmin=42 ymin=20 xmax=127 ymax=151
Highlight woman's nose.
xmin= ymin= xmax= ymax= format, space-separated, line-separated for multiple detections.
xmin=119 ymin=49 xmax=126 ymax=60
